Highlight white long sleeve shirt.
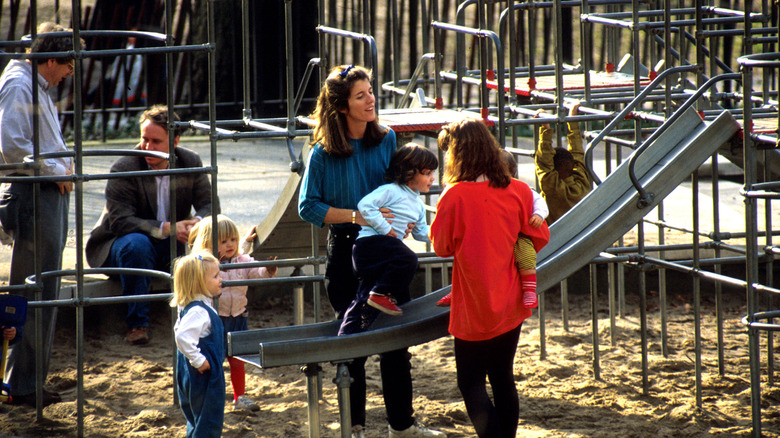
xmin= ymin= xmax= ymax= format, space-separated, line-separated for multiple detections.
xmin=174 ymin=296 xmax=214 ymax=369
xmin=531 ymin=189 xmax=549 ymax=221
xmin=0 ymin=60 xmax=71 ymax=176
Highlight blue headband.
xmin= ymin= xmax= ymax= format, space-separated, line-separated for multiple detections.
xmin=339 ymin=65 xmax=354 ymax=79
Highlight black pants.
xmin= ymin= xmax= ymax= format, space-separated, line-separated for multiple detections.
xmin=325 ymin=226 xmax=415 ymax=430
xmin=454 ymin=323 xmax=523 ymax=438
xmin=339 ymin=235 xmax=418 ymax=336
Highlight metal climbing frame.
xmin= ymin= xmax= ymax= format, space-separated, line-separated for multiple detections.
xmin=0 ymin=2 xmax=226 ymax=436
xmin=0 ymin=1 xmax=329 ymax=437
xmin=256 ymin=0 xmax=780 ymax=435
xmin=737 ymin=51 xmax=780 ymax=438
xmin=4 ymin=0 xmax=780 ymax=436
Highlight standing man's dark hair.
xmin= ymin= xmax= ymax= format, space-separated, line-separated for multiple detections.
xmin=29 ymin=22 xmax=76 ymax=62
xmin=0 ymin=21 xmax=77 ymax=408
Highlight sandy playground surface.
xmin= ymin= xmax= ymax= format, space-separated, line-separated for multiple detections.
xmin=0 ymin=282 xmax=778 ymax=438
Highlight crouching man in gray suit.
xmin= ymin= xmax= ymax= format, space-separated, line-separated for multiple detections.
xmin=86 ymin=105 xmax=218 ymax=345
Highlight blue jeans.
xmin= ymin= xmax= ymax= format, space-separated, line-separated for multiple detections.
xmin=108 ymin=233 xmax=179 ymax=329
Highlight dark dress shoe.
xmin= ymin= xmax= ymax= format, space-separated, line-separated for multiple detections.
xmin=125 ymin=327 xmax=150 ymax=345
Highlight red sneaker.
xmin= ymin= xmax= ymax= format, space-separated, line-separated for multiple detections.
xmin=435 ymin=292 xmax=452 ymax=307
xmin=367 ymin=293 xmax=402 ymax=316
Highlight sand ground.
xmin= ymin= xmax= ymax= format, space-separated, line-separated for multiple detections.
xmin=0 ymin=137 xmax=777 ymax=437
xmin=0 ymin=283 xmax=777 ymax=437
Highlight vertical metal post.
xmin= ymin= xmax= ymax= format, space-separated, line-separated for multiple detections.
xmin=589 ymin=264 xmax=600 ymax=381
xmin=334 ymin=362 xmax=353 ymax=438
xmin=660 ymin=0 xmax=672 ymax=359
xmin=638 ymin=224 xmax=648 ymax=395
xmin=312 ymin=227 xmax=322 ymax=324
xmin=302 ymin=364 xmax=322 ymax=438
xmin=71 ymin=1 xmax=85 ymax=434
xmin=390 ymin=0 xmax=400 ymax=107
xmin=561 ymin=278 xmax=569 ymax=333
xmin=166 ymin=0 xmax=180 ymax=407
xmin=539 ymin=289 xmax=546 ymax=361
xmin=692 ymin=170 xmax=702 ymax=408
xmin=712 ymin=153 xmax=725 ymax=375
xmin=285 ymin=0 xmax=296 ymax=137
xmin=608 ymin=263 xmax=616 ymax=345
xmin=293 ymin=267 xmax=305 ymax=325
xmin=241 ymin=0 xmax=252 ymax=120
xmin=742 ymin=59 xmax=762 ymax=438
xmin=28 ymin=7 xmax=45 ymax=420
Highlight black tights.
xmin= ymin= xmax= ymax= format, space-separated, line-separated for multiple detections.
xmin=454 ymin=324 xmax=522 ymax=438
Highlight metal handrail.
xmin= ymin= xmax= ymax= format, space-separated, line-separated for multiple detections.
xmin=627 ymin=72 xmax=741 ymax=207
xmin=431 ymin=20 xmax=506 ymax=144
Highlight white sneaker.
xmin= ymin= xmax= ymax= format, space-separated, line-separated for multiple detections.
xmin=234 ymin=395 xmax=259 ymax=411
xmin=388 ymin=422 xmax=446 ymax=437
xmin=351 ymin=424 xmax=365 ymax=438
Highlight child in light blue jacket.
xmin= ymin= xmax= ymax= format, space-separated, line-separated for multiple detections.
xmin=339 ymin=144 xmax=437 ymax=334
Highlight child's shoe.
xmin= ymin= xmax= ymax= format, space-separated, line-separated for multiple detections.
xmin=351 ymin=425 xmax=365 ymax=438
xmin=523 ymin=290 xmax=538 ymax=309
xmin=234 ymin=395 xmax=259 ymax=411
xmin=367 ymin=293 xmax=402 ymax=316
xmin=435 ymin=293 xmax=452 ymax=307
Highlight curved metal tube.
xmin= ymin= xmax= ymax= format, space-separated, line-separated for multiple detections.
xmin=584 ymin=64 xmax=698 ymax=184
xmin=431 ymin=21 xmax=505 ymax=143
xmin=315 ymin=26 xmax=378 ymax=96
xmin=627 ymin=72 xmax=741 ymax=208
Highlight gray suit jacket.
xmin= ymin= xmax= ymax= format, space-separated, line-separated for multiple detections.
xmin=85 ymin=146 xmax=218 ymax=268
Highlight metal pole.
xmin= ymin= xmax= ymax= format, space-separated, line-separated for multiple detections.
xmin=692 ymin=169 xmax=703 ymax=408
xmin=590 ymin=264 xmax=600 ymax=381
xmin=293 ymin=268 xmax=304 ymax=325
xmin=303 ymin=364 xmax=322 ymax=438
xmin=334 ymin=362 xmax=353 ymax=438
xmin=71 ymin=1 xmax=85 ymax=434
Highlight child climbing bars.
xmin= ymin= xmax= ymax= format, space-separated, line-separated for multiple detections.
xmin=535 ymin=102 xmax=592 ymax=224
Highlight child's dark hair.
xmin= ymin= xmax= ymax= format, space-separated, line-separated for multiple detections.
xmin=502 ymin=150 xmax=518 ymax=178
xmin=553 ymin=147 xmax=574 ymax=171
xmin=384 ymin=143 xmax=438 ymax=185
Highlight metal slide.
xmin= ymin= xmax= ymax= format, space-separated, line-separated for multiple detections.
xmin=229 ymin=108 xmax=740 ymax=368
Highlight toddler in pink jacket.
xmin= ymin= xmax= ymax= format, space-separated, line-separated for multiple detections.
xmin=189 ymin=215 xmax=277 ymax=411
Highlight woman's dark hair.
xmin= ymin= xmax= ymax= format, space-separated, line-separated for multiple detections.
xmin=438 ymin=118 xmax=510 ymax=188
xmin=309 ymin=65 xmax=387 ymax=157
xmin=385 ymin=143 xmax=438 ymax=185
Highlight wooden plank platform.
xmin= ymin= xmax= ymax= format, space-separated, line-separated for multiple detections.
xmin=250 ymin=171 xmax=327 ymax=261
xmin=377 ymin=108 xmax=492 ymax=132
xmin=488 ymin=71 xmax=652 ymax=96
xmin=751 ymin=116 xmax=778 ymax=134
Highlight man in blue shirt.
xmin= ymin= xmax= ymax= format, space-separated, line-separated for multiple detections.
xmin=0 ymin=22 xmax=77 ymax=407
